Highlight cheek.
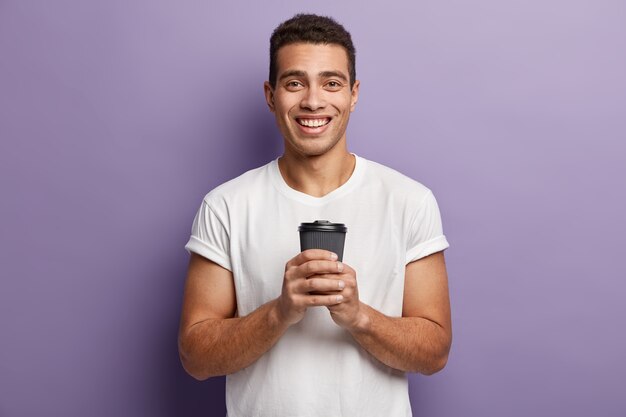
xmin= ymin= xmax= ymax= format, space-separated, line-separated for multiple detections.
xmin=275 ymin=94 xmax=298 ymax=110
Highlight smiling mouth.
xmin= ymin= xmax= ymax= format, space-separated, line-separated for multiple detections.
xmin=296 ymin=118 xmax=331 ymax=128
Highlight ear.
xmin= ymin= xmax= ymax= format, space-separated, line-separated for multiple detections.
xmin=350 ymin=80 xmax=360 ymax=112
xmin=264 ymin=81 xmax=275 ymax=112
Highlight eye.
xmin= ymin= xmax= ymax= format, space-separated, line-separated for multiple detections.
xmin=285 ymin=80 xmax=304 ymax=90
xmin=325 ymin=80 xmax=343 ymax=90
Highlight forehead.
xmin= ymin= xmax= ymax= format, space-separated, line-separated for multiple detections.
xmin=275 ymin=42 xmax=350 ymax=77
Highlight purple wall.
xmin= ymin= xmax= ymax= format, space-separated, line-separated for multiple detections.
xmin=1 ymin=1 xmax=625 ymax=416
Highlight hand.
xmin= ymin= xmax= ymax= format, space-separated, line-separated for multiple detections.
xmin=326 ymin=262 xmax=366 ymax=331
xmin=276 ymin=249 xmax=346 ymax=326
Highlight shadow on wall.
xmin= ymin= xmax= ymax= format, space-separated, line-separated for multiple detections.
xmin=198 ymin=76 xmax=282 ymax=180
xmin=158 ymin=89 xmax=280 ymax=417
xmin=153 ymin=245 xmax=227 ymax=417
xmin=236 ymin=85 xmax=282 ymax=168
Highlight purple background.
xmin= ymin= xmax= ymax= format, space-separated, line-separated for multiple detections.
xmin=1 ymin=1 xmax=625 ymax=416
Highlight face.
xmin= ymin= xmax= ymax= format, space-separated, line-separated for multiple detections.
xmin=264 ymin=43 xmax=359 ymax=158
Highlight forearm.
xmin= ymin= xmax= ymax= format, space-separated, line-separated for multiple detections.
xmin=349 ymin=303 xmax=451 ymax=375
xmin=178 ymin=299 xmax=288 ymax=380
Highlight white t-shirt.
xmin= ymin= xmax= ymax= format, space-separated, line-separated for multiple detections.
xmin=185 ymin=154 xmax=449 ymax=417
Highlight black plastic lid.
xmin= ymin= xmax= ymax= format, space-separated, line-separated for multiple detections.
xmin=298 ymin=220 xmax=347 ymax=233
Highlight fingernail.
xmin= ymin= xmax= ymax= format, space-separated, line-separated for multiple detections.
xmin=329 ymin=252 xmax=338 ymax=260
xmin=336 ymin=295 xmax=344 ymax=303
xmin=337 ymin=262 xmax=343 ymax=272
xmin=338 ymin=280 xmax=345 ymax=289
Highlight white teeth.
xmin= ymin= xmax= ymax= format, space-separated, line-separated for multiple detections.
xmin=298 ymin=118 xmax=329 ymax=127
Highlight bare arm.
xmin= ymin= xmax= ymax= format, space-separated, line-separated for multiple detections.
xmin=327 ymin=251 xmax=452 ymax=375
xmin=177 ymin=254 xmax=286 ymax=379
xmin=178 ymin=250 xmax=345 ymax=380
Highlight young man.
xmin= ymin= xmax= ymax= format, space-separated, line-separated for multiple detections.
xmin=178 ymin=14 xmax=451 ymax=416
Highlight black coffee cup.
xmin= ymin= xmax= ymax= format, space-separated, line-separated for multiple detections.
xmin=298 ymin=220 xmax=347 ymax=261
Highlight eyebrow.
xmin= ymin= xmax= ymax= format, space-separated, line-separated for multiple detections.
xmin=279 ymin=70 xmax=348 ymax=82
xmin=319 ymin=71 xmax=348 ymax=82
xmin=279 ymin=70 xmax=306 ymax=81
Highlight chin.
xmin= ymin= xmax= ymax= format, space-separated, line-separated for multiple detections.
xmin=296 ymin=146 xmax=334 ymax=158
xmin=291 ymin=139 xmax=341 ymax=157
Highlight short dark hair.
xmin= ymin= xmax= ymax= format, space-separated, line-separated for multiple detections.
xmin=269 ymin=14 xmax=356 ymax=89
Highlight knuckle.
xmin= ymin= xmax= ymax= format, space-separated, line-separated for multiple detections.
xmin=291 ymin=265 xmax=303 ymax=278
xmin=306 ymin=261 xmax=319 ymax=274
xmin=293 ymin=295 xmax=305 ymax=307
xmin=285 ymin=280 xmax=296 ymax=293
xmin=309 ymin=296 xmax=319 ymax=306
xmin=284 ymin=267 xmax=295 ymax=280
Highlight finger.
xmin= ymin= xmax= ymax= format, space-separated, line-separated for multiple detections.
xmin=314 ymin=277 xmax=357 ymax=297
xmin=286 ymin=249 xmax=338 ymax=269
xmin=303 ymin=293 xmax=344 ymax=307
xmin=337 ymin=261 xmax=354 ymax=275
xmin=306 ymin=274 xmax=340 ymax=280
xmin=309 ymin=291 xmax=336 ymax=296
xmin=298 ymin=260 xmax=344 ymax=278
xmin=302 ymin=277 xmax=345 ymax=293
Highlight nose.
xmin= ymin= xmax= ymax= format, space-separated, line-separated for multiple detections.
xmin=300 ymin=85 xmax=326 ymax=111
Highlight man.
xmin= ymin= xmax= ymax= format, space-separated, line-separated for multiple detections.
xmin=178 ymin=14 xmax=451 ymax=416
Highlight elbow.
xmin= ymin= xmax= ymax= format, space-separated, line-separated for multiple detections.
xmin=179 ymin=354 xmax=210 ymax=381
xmin=420 ymin=352 xmax=449 ymax=376
xmin=421 ymin=327 xmax=452 ymax=375
xmin=178 ymin=333 xmax=211 ymax=381
xmin=419 ymin=336 xmax=451 ymax=375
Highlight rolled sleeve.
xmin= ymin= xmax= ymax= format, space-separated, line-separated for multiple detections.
xmin=405 ymin=191 xmax=449 ymax=264
xmin=184 ymin=200 xmax=232 ymax=271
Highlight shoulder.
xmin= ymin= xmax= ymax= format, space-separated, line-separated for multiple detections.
xmin=360 ymin=156 xmax=433 ymax=203
xmin=201 ymin=160 xmax=274 ymax=209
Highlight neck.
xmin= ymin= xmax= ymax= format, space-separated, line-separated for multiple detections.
xmin=278 ymin=146 xmax=356 ymax=198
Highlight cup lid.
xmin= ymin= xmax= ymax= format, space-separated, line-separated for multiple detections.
xmin=298 ymin=220 xmax=347 ymax=233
